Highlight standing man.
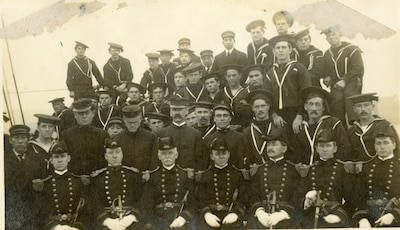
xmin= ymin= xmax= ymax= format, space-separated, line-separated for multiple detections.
xmin=172 ymin=38 xmax=201 ymax=65
xmin=157 ymin=49 xmax=177 ymax=95
xmin=5 ymin=125 xmax=41 ymax=229
xmin=33 ymin=141 xmax=89 ymax=230
xmin=293 ymin=28 xmax=324 ymax=87
xmin=218 ymin=64 xmax=248 ymax=130
xmin=200 ymin=50 xmax=214 ymax=74
xmin=203 ymin=104 xmax=247 ymax=172
xmin=272 ymin=10 xmax=294 ymax=35
xmin=92 ymin=88 xmax=122 ymax=130
xmin=353 ymin=127 xmax=400 ymax=227
xmin=115 ymin=105 xmax=158 ymax=178
xmin=211 ymin=31 xmax=247 ymax=73
xmin=67 ymin=41 xmax=104 ymax=100
xmin=176 ymin=48 xmax=195 ymax=69
xmin=103 ymin=42 xmax=134 ymax=105
xmin=245 ymin=20 xmax=274 ymax=69
xmin=192 ymin=101 xmax=214 ymax=136
xmin=176 ymin=63 xmax=209 ymax=102
xmin=145 ymin=82 xmax=170 ymax=116
xmin=141 ymin=136 xmax=195 ymax=230
xmin=321 ymin=25 xmax=364 ymax=126
xmin=140 ymin=53 xmax=164 ymax=93
xmin=49 ymin=97 xmax=76 ymax=136
xmin=243 ymin=90 xmax=289 ymax=167
xmin=266 ymin=35 xmax=311 ymax=133
xmin=157 ymin=97 xmax=207 ymax=177
xmin=90 ymin=138 xmax=142 ymax=230
xmin=292 ymin=87 xmax=351 ymax=165
xmin=347 ymin=93 xmax=400 ymax=163
xmin=201 ymin=72 xmax=222 ymax=103
xmin=28 ymin=114 xmax=61 ymax=179
xmin=60 ymin=98 xmax=109 ymax=175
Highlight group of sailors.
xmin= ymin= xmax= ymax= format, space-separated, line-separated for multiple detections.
xmin=4 ymin=10 xmax=400 ymax=230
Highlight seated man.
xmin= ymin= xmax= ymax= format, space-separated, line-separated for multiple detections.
xmin=49 ymin=97 xmax=76 ymax=135
xmin=300 ymin=129 xmax=353 ymax=228
xmin=196 ymin=138 xmax=246 ymax=229
xmin=121 ymin=83 xmax=150 ymax=116
xmin=176 ymin=62 xmax=209 ymax=102
xmin=140 ymin=53 xmax=164 ymax=93
xmin=353 ymin=127 xmax=400 ymax=227
xmin=92 ymin=88 xmax=122 ymax=129
xmin=141 ymin=136 xmax=195 ymax=230
xmin=33 ymin=141 xmax=89 ymax=230
xmin=145 ymin=82 xmax=170 ymax=116
xmin=246 ymin=128 xmax=300 ymax=229
xmin=90 ymin=138 xmax=142 ymax=230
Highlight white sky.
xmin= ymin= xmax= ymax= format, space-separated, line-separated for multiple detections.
xmin=1 ymin=0 xmax=399 ymax=132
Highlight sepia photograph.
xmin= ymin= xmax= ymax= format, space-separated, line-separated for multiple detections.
xmin=1 ymin=0 xmax=400 ymax=229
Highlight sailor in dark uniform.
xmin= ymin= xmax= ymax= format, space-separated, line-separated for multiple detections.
xmin=300 ymin=129 xmax=353 ymax=228
xmin=201 ymin=72 xmax=223 ymax=103
xmin=103 ymin=42 xmax=134 ymax=105
xmin=145 ymin=112 xmax=170 ymax=134
xmin=141 ymin=136 xmax=195 ymax=230
xmin=121 ymin=83 xmax=150 ymax=116
xmin=106 ymin=117 xmax=125 ymax=138
xmin=293 ymin=28 xmax=324 ymax=87
xmin=245 ymin=20 xmax=274 ymax=69
xmin=33 ymin=141 xmax=89 ymax=230
xmin=140 ymin=53 xmax=165 ymax=94
xmin=157 ymin=49 xmax=177 ymax=96
xmin=49 ymin=97 xmax=76 ymax=135
xmin=145 ymin=82 xmax=170 ymax=116
xmin=172 ymin=38 xmax=201 ymax=65
xmin=175 ymin=48 xmax=196 ymax=69
xmin=200 ymin=50 xmax=215 ymax=74
xmin=321 ymin=25 xmax=364 ymax=126
xmin=191 ymin=101 xmax=214 ymax=137
xmin=346 ymin=93 xmax=400 ymax=163
xmin=116 ymin=105 xmax=158 ymax=181
xmin=60 ymin=98 xmax=109 ymax=175
xmin=272 ymin=10 xmax=294 ymax=36
xmin=176 ymin=63 xmax=209 ymax=102
xmin=246 ymin=128 xmax=300 ymax=229
xmin=5 ymin=125 xmax=41 ymax=229
xmin=172 ymin=67 xmax=187 ymax=97
xmin=218 ymin=64 xmax=248 ymax=131
xmin=243 ymin=90 xmax=289 ymax=168
xmin=196 ymin=138 xmax=246 ymax=229
xmin=291 ymin=87 xmax=351 ymax=165
xmin=66 ymin=41 xmax=104 ymax=100
xmin=203 ymin=104 xmax=247 ymax=176
xmin=92 ymin=88 xmax=122 ymax=130
xmin=90 ymin=138 xmax=142 ymax=230
xmin=352 ymin=127 xmax=400 ymax=227
xmin=157 ymin=97 xmax=207 ymax=177
xmin=265 ymin=35 xmax=312 ymax=134
xmin=28 ymin=114 xmax=61 ymax=179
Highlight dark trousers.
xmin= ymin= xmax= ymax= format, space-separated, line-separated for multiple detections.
xmin=330 ymin=79 xmax=362 ymax=127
